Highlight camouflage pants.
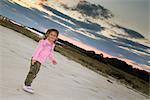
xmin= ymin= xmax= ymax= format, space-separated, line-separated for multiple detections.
xmin=24 ymin=60 xmax=41 ymax=86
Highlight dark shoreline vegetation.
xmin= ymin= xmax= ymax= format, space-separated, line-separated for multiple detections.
xmin=0 ymin=15 xmax=149 ymax=96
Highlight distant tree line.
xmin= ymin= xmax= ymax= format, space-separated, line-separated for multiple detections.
xmin=57 ymin=39 xmax=149 ymax=82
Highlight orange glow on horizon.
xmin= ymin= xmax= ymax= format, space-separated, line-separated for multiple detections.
xmin=120 ymin=58 xmax=150 ymax=72
xmin=58 ymin=34 xmax=150 ymax=72
xmin=58 ymin=34 xmax=113 ymax=58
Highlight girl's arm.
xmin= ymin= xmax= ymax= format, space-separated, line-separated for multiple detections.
xmin=32 ymin=40 xmax=44 ymax=60
xmin=48 ymin=44 xmax=57 ymax=64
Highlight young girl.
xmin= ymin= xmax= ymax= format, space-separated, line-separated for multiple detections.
xmin=23 ymin=29 xmax=59 ymax=93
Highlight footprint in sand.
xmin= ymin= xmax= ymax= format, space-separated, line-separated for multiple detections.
xmin=107 ymin=96 xmax=114 ymax=100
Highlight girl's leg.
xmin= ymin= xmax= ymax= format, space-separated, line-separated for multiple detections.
xmin=24 ymin=60 xmax=41 ymax=86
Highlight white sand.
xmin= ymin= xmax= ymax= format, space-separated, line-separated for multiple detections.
xmin=0 ymin=25 xmax=147 ymax=100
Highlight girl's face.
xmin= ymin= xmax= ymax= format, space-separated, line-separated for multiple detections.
xmin=47 ymin=31 xmax=58 ymax=43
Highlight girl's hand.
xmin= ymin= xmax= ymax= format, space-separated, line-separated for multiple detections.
xmin=32 ymin=59 xmax=36 ymax=65
xmin=52 ymin=60 xmax=57 ymax=65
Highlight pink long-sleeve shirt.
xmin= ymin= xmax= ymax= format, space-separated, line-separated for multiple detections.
xmin=32 ymin=39 xmax=55 ymax=64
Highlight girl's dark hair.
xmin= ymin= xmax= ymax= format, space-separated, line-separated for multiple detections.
xmin=43 ymin=29 xmax=59 ymax=43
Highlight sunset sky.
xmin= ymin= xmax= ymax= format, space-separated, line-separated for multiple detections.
xmin=45 ymin=0 xmax=149 ymax=39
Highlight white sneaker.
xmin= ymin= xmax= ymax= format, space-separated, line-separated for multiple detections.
xmin=23 ymin=85 xmax=34 ymax=94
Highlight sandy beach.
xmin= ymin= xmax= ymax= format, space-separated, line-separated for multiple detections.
xmin=0 ymin=25 xmax=147 ymax=100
